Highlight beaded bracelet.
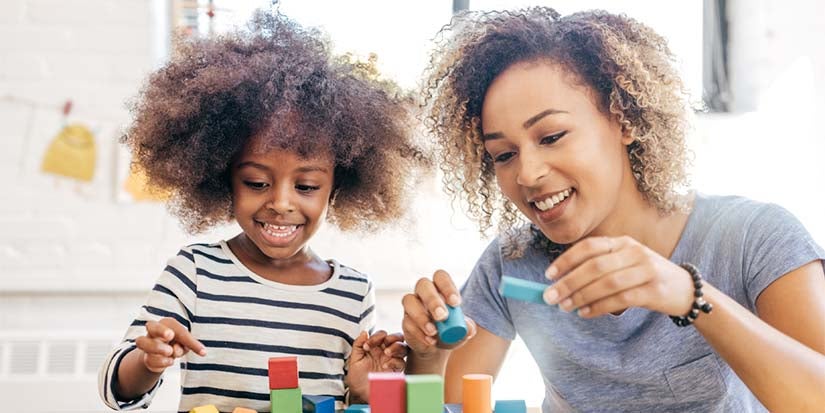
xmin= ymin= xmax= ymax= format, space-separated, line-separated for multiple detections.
xmin=670 ymin=262 xmax=713 ymax=327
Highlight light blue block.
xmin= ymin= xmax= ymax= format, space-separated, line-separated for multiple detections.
xmin=344 ymin=404 xmax=370 ymax=413
xmin=435 ymin=305 xmax=468 ymax=344
xmin=494 ymin=399 xmax=527 ymax=413
xmin=443 ymin=404 xmax=462 ymax=413
xmin=302 ymin=394 xmax=335 ymax=413
xmin=499 ymin=275 xmax=548 ymax=304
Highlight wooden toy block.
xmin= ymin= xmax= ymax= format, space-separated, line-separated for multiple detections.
xmin=462 ymin=374 xmax=492 ymax=413
xmin=189 ymin=405 xmax=219 ymax=413
xmin=494 ymin=400 xmax=527 ymax=413
xmin=406 ymin=374 xmax=443 ymax=413
xmin=435 ymin=305 xmax=468 ymax=344
xmin=268 ymin=356 xmax=299 ymax=389
xmin=232 ymin=408 xmax=257 ymax=413
xmin=345 ymin=404 xmax=370 ymax=412
xmin=302 ymin=394 xmax=335 ymax=413
xmin=369 ymin=372 xmax=406 ymax=413
xmin=270 ymin=387 xmax=302 ymax=413
xmin=499 ymin=276 xmax=548 ymax=304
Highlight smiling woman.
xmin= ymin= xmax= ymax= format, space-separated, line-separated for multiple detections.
xmin=402 ymin=7 xmax=825 ymax=413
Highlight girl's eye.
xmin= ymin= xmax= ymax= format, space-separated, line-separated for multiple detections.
xmin=540 ymin=131 xmax=567 ymax=145
xmin=296 ymin=184 xmax=320 ymax=192
xmin=243 ymin=181 xmax=269 ymax=190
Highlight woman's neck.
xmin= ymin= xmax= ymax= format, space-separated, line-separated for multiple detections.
xmin=591 ymin=191 xmax=692 ymax=259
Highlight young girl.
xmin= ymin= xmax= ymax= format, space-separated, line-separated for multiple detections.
xmin=402 ymin=7 xmax=825 ymax=412
xmin=99 ymin=11 xmax=424 ymax=412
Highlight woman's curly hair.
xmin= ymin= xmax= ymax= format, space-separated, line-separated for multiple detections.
xmin=422 ymin=7 xmax=691 ymax=253
xmin=124 ymin=10 xmax=427 ymax=233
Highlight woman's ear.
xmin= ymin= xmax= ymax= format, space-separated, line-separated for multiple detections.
xmin=620 ymin=128 xmax=635 ymax=146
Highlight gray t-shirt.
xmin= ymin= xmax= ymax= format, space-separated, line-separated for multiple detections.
xmin=461 ymin=194 xmax=825 ymax=412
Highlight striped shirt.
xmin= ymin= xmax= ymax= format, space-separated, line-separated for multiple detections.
xmin=98 ymin=241 xmax=375 ymax=412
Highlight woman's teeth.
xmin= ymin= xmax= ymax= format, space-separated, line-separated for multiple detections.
xmin=263 ymin=223 xmax=298 ymax=237
xmin=535 ymin=189 xmax=572 ymax=211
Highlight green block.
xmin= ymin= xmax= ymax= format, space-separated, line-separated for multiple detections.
xmin=270 ymin=387 xmax=302 ymax=413
xmin=406 ymin=374 xmax=443 ymax=413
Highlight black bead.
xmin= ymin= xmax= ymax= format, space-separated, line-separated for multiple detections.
xmin=701 ymin=302 xmax=713 ymax=313
xmin=689 ymin=309 xmax=699 ymax=318
xmin=694 ymin=290 xmax=704 ymax=297
xmin=692 ymin=301 xmax=701 ymax=309
xmin=693 ymin=281 xmax=703 ymax=289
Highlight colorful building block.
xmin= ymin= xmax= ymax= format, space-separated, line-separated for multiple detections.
xmin=189 ymin=405 xmax=219 ymax=413
xmin=369 ymin=372 xmax=406 ymax=413
xmin=443 ymin=405 xmax=462 ymax=413
xmin=345 ymin=404 xmax=370 ymax=413
xmin=499 ymin=276 xmax=548 ymax=304
xmin=270 ymin=387 xmax=302 ymax=413
xmin=435 ymin=305 xmax=468 ymax=344
xmin=232 ymin=408 xmax=257 ymax=413
xmin=462 ymin=374 xmax=492 ymax=413
xmin=494 ymin=400 xmax=527 ymax=413
xmin=268 ymin=356 xmax=299 ymax=389
xmin=406 ymin=374 xmax=443 ymax=413
xmin=302 ymin=395 xmax=335 ymax=413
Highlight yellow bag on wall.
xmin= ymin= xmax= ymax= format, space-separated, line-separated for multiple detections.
xmin=124 ymin=164 xmax=170 ymax=202
xmin=41 ymin=123 xmax=96 ymax=181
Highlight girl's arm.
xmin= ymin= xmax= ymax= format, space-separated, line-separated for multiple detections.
xmin=696 ymin=262 xmax=825 ymax=412
xmin=443 ymin=326 xmax=511 ymax=403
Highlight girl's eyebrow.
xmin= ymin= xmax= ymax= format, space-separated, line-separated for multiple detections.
xmin=237 ymin=161 xmax=329 ymax=174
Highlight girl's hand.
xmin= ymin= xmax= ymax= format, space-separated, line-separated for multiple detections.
xmin=542 ymin=236 xmax=695 ymax=318
xmin=135 ymin=317 xmax=206 ymax=374
xmin=345 ymin=330 xmax=408 ymax=403
xmin=401 ymin=270 xmax=477 ymax=358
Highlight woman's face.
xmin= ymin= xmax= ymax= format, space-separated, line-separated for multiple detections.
xmin=480 ymin=61 xmax=637 ymax=244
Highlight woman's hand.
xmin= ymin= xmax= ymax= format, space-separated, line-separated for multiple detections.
xmin=401 ymin=270 xmax=477 ymax=358
xmin=543 ymin=236 xmax=695 ymax=318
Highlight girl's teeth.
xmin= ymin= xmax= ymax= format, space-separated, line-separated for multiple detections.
xmin=263 ymin=224 xmax=298 ymax=237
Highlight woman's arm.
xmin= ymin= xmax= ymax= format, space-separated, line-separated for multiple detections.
xmin=696 ymin=261 xmax=825 ymax=412
xmin=444 ymin=326 xmax=511 ymax=403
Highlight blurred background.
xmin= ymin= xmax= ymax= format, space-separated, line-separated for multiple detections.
xmin=0 ymin=0 xmax=823 ymax=411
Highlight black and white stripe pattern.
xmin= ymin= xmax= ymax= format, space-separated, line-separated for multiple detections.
xmin=98 ymin=241 xmax=375 ymax=412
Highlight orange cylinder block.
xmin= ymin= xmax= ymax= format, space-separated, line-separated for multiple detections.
xmin=462 ymin=374 xmax=492 ymax=413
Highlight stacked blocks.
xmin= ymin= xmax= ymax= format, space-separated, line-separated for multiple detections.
xmin=462 ymin=374 xmax=492 ymax=413
xmin=435 ymin=305 xmax=468 ymax=344
xmin=499 ymin=276 xmax=549 ymax=304
xmin=406 ymin=374 xmax=444 ymax=413
xmin=494 ymin=400 xmax=527 ymax=413
xmin=189 ymin=406 xmax=219 ymax=413
xmin=302 ymin=395 xmax=335 ymax=413
xmin=269 ymin=356 xmax=301 ymax=413
xmin=369 ymin=372 xmax=406 ymax=413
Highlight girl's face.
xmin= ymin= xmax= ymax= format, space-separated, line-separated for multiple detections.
xmin=480 ymin=61 xmax=637 ymax=244
xmin=231 ymin=136 xmax=334 ymax=263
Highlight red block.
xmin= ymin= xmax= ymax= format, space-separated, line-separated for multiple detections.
xmin=268 ymin=356 xmax=299 ymax=389
xmin=369 ymin=372 xmax=406 ymax=413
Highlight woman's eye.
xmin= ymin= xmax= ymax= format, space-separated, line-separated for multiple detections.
xmin=296 ymin=184 xmax=320 ymax=192
xmin=493 ymin=152 xmax=515 ymax=163
xmin=540 ymin=131 xmax=567 ymax=145
xmin=243 ymin=181 xmax=268 ymax=189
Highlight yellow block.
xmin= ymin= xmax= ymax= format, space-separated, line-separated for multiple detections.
xmin=189 ymin=405 xmax=219 ymax=413
xmin=41 ymin=123 xmax=96 ymax=181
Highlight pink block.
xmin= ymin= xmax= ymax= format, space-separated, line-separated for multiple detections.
xmin=369 ymin=372 xmax=406 ymax=413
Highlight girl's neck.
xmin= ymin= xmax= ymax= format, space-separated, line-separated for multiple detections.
xmin=227 ymin=234 xmax=332 ymax=285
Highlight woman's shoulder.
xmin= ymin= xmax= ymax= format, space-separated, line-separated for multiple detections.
xmin=692 ymin=193 xmax=799 ymax=229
